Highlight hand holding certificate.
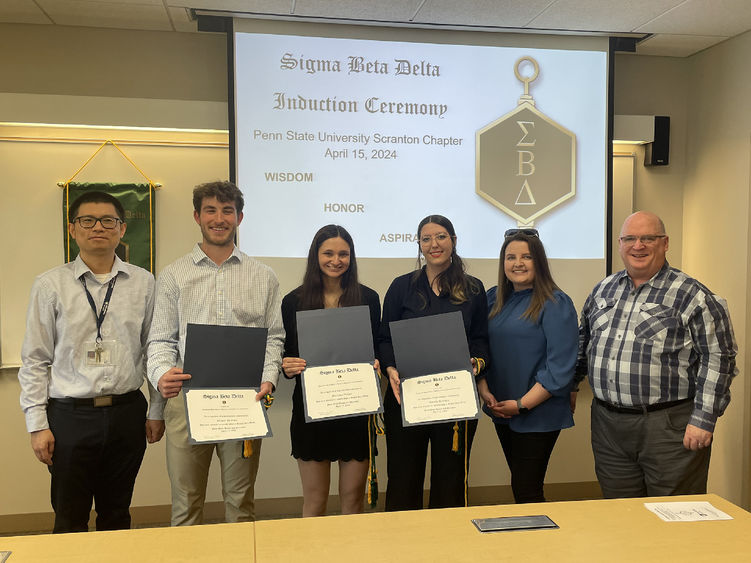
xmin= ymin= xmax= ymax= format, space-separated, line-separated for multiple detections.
xmin=182 ymin=324 xmax=272 ymax=443
xmin=297 ymin=306 xmax=383 ymax=422
xmin=390 ymin=311 xmax=481 ymax=426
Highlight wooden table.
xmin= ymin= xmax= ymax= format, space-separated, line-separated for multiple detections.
xmin=255 ymin=494 xmax=750 ymax=562
xmin=0 ymin=522 xmax=254 ymax=562
xmin=2 ymin=495 xmax=749 ymax=561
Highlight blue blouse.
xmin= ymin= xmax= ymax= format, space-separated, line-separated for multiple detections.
xmin=485 ymin=286 xmax=578 ymax=433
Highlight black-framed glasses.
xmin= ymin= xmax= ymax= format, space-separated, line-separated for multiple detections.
xmin=619 ymin=234 xmax=666 ymax=246
xmin=504 ymin=228 xmax=539 ymax=238
xmin=73 ymin=216 xmax=122 ymax=229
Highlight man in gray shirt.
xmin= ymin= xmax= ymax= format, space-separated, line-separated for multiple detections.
xmin=19 ymin=191 xmax=164 ymax=533
xmin=148 ymin=180 xmax=284 ymax=525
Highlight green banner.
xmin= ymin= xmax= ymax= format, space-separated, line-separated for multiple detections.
xmin=63 ymin=182 xmax=156 ymax=273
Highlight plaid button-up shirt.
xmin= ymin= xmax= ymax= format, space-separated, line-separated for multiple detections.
xmin=576 ymin=262 xmax=737 ymax=431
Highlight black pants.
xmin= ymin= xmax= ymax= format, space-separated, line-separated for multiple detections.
xmin=384 ymin=389 xmax=477 ymax=511
xmin=47 ymin=392 xmax=147 ymax=533
xmin=494 ymin=424 xmax=560 ymax=504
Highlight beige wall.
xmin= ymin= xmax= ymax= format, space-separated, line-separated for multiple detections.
xmin=613 ymin=53 xmax=689 ymax=269
xmin=681 ymin=31 xmax=751 ymax=508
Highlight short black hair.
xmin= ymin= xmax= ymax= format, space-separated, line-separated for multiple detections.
xmin=193 ymin=181 xmax=244 ymax=214
xmin=68 ymin=191 xmax=125 ymax=223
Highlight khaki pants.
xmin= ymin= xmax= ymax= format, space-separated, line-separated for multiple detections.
xmin=165 ymin=391 xmax=262 ymax=526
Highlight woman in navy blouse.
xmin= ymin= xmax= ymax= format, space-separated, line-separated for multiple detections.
xmin=379 ymin=215 xmax=489 ymax=511
xmin=477 ymin=229 xmax=578 ymax=503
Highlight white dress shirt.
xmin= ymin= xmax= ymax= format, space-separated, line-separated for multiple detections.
xmin=147 ymin=244 xmax=284 ymax=390
xmin=19 ymin=255 xmax=165 ymax=433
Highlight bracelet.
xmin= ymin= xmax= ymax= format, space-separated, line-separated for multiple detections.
xmin=472 ymin=357 xmax=486 ymax=375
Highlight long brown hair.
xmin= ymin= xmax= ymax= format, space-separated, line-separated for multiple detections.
xmin=489 ymin=233 xmax=558 ymax=322
xmin=412 ymin=215 xmax=479 ymax=305
xmin=298 ymin=224 xmax=362 ymax=310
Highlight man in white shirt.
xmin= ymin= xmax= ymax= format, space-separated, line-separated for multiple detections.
xmin=19 ymin=191 xmax=165 ymax=533
xmin=147 ymin=180 xmax=284 ymax=526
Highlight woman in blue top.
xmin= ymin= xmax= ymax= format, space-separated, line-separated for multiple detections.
xmin=477 ymin=229 xmax=578 ymax=503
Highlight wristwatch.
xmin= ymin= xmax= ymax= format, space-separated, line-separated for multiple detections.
xmin=516 ymin=399 xmax=529 ymax=414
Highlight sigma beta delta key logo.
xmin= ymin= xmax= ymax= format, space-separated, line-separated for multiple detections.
xmin=476 ymin=57 xmax=576 ymax=227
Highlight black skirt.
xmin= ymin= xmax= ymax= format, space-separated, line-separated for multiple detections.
xmin=289 ymin=377 xmax=374 ymax=462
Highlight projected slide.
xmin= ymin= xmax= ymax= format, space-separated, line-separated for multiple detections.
xmin=234 ymin=32 xmax=607 ymax=259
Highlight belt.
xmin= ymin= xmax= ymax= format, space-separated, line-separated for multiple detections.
xmin=49 ymin=389 xmax=142 ymax=408
xmin=595 ymin=396 xmax=693 ymax=415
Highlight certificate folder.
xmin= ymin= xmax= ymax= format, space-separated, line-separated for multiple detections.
xmin=182 ymin=323 xmax=267 ymax=389
xmin=390 ymin=311 xmax=480 ymax=426
xmin=389 ymin=311 xmax=472 ymax=378
xmin=297 ymin=305 xmax=375 ymax=366
xmin=182 ymin=323 xmax=271 ymax=443
xmin=297 ymin=306 xmax=382 ymax=422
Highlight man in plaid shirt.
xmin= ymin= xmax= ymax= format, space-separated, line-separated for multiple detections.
xmin=576 ymin=211 xmax=737 ymax=497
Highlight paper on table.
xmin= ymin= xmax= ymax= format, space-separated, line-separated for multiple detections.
xmin=644 ymin=501 xmax=732 ymax=522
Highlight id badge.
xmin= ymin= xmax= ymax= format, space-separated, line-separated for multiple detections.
xmin=83 ymin=340 xmax=118 ymax=366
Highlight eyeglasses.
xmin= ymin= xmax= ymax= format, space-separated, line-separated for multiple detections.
xmin=419 ymin=233 xmax=451 ymax=245
xmin=73 ymin=216 xmax=122 ymax=229
xmin=504 ymin=228 xmax=539 ymax=238
xmin=619 ymin=235 xmax=666 ymax=246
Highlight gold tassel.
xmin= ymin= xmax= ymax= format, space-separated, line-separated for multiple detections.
xmin=241 ymin=393 xmax=274 ymax=459
xmin=452 ymin=421 xmax=459 ymax=452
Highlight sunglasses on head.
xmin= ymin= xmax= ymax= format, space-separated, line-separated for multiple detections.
xmin=504 ymin=228 xmax=539 ymax=238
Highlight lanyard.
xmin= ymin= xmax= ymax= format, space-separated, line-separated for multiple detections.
xmin=80 ymin=274 xmax=117 ymax=344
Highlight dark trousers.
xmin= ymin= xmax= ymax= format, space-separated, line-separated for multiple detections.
xmin=384 ymin=389 xmax=477 ymax=511
xmin=47 ymin=392 xmax=147 ymax=533
xmin=590 ymin=399 xmax=711 ymax=498
xmin=494 ymin=424 xmax=560 ymax=504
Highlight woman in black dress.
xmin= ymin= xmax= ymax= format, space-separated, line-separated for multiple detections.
xmin=379 ymin=215 xmax=489 ymax=511
xmin=281 ymin=225 xmax=380 ymax=517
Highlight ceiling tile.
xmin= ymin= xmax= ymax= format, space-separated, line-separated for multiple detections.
xmin=37 ymin=0 xmax=172 ymax=30
xmin=414 ymin=0 xmax=552 ymax=27
xmin=43 ymin=0 xmax=165 ymax=6
xmin=0 ymin=0 xmax=52 ymax=24
xmin=527 ymin=0 xmax=684 ymax=32
xmin=636 ymin=33 xmax=727 ymax=57
xmin=171 ymin=0 xmax=292 ymax=14
xmin=635 ymin=0 xmax=751 ymax=37
xmin=294 ymin=0 xmax=421 ymax=21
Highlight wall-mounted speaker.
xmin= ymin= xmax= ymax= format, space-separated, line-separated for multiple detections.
xmin=644 ymin=116 xmax=670 ymax=166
